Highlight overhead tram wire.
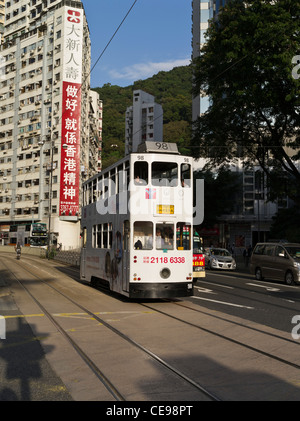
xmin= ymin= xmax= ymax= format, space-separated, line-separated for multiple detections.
xmin=77 ymin=1 xmax=294 ymax=147
xmin=89 ymin=0 xmax=139 ymax=77
xmin=57 ymin=0 xmax=139 ymax=126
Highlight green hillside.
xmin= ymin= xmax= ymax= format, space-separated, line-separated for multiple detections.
xmin=93 ymin=64 xmax=193 ymax=169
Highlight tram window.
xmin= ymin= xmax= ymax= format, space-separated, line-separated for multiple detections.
xmin=181 ymin=163 xmax=191 ymax=188
xmin=133 ymin=221 xmax=153 ymax=250
xmin=111 ymin=169 xmax=116 ymax=195
xmin=109 ymin=223 xmax=113 ymax=249
xmin=82 ymin=187 xmax=85 ymax=205
xmin=92 ymin=225 xmax=97 ymax=248
xmin=176 ymin=223 xmax=191 ymax=250
xmin=81 ymin=227 xmax=87 ymax=248
xmin=125 ymin=160 xmax=130 ymax=190
xmin=134 ymin=161 xmax=148 ymax=185
xmin=92 ymin=224 xmax=103 ymax=248
xmin=103 ymin=224 xmax=108 ymax=248
xmin=87 ymin=183 xmax=92 ymax=204
xmin=123 ymin=220 xmax=130 ymax=252
xmin=117 ymin=164 xmax=123 ymax=193
xmin=156 ymin=223 xmax=174 ymax=250
xmin=104 ymin=173 xmax=109 ymax=199
xmin=97 ymin=224 xmax=102 ymax=248
xmin=151 ymin=162 xmax=178 ymax=187
xmin=97 ymin=178 xmax=103 ymax=200
xmin=102 ymin=223 xmax=112 ymax=249
xmin=92 ymin=179 xmax=97 ymax=202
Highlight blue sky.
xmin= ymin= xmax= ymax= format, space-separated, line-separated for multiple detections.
xmin=82 ymin=0 xmax=192 ymax=88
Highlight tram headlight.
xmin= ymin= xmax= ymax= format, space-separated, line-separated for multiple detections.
xmin=160 ymin=268 xmax=171 ymax=279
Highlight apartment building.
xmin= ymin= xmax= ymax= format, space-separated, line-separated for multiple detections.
xmin=0 ymin=0 xmax=101 ymax=249
xmin=89 ymin=89 xmax=103 ymax=174
xmin=192 ymin=0 xmax=228 ymax=121
xmin=0 ymin=0 xmax=4 ymax=43
xmin=125 ymin=90 xmax=163 ymax=155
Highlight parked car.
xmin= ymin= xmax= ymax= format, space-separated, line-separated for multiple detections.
xmin=204 ymin=247 xmax=236 ymax=270
xmin=250 ymin=242 xmax=300 ymax=285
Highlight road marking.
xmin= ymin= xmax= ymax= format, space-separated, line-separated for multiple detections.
xmin=3 ymin=311 xmax=154 ymax=320
xmin=246 ymin=283 xmax=280 ymax=292
xmin=191 ymin=296 xmax=254 ymax=309
xmin=194 ymin=286 xmax=215 ymax=294
xmin=206 ymin=272 xmax=240 ymax=280
xmin=199 ymin=281 xmax=234 ymax=290
xmin=4 ymin=314 xmax=44 ymax=319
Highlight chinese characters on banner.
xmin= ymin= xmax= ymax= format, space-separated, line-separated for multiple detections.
xmin=59 ymin=8 xmax=83 ymax=217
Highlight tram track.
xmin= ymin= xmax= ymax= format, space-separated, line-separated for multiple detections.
xmin=140 ymin=301 xmax=300 ymax=371
xmin=0 ymin=255 xmax=220 ymax=402
xmin=2 ymin=253 xmax=300 ymax=401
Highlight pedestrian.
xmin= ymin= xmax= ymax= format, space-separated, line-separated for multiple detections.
xmin=231 ymin=243 xmax=235 ymax=257
xmin=243 ymin=248 xmax=247 ymax=266
xmin=245 ymin=245 xmax=252 ymax=266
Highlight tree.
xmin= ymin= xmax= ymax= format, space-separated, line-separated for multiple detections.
xmin=93 ymin=65 xmax=192 ymax=169
xmin=192 ymin=0 xmax=300 ymax=203
xmin=269 ymin=207 xmax=300 ymax=242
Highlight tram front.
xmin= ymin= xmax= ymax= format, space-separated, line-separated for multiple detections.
xmin=128 ymin=145 xmax=194 ymax=298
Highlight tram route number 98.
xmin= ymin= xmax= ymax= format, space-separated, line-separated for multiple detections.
xmin=149 ymin=257 xmax=186 ymax=264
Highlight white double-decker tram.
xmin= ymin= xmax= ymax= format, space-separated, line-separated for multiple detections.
xmin=80 ymin=142 xmax=194 ymax=298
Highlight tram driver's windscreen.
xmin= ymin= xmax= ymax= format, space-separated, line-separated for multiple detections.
xmin=133 ymin=222 xmax=191 ymax=251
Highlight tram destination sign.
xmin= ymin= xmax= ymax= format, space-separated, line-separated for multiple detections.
xmin=137 ymin=142 xmax=179 ymax=154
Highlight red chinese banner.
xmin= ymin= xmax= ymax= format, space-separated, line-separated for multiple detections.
xmin=59 ymin=6 xmax=83 ymax=217
xmin=59 ymin=81 xmax=81 ymax=216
